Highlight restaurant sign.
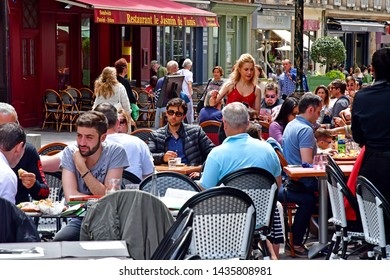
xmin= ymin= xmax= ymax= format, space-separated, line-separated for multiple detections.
xmin=94 ymin=9 xmax=219 ymax=27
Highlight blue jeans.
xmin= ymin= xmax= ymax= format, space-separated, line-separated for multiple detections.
xmin=53 ymin=217 xmax=83 ymax=241
xmin=278 ymin=183 xmax=316 ymax=246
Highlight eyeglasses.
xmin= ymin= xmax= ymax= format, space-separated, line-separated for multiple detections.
xmin=330 ymin=86 xmax=338 ymax=90
xmin=265 ymin=94 xmax=276 ymax=99
xmin=166 ymin=110 xmax=184 ymax=117
xmin=119 ymin=120 xmax=127 ymax=125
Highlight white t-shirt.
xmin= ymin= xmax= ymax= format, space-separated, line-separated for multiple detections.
xmin=179 ymin=68 xmax=193 ymax=99
xmin=0 ymin=152 xmax=20 ymax=204
xmin=106 ymin=133 xmax=154 ymax=180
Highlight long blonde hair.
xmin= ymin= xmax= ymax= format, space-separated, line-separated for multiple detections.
xmin=229 ymin=53 xmax=257 ymax=85
xmin=94 ymin=67 xmax=118 ymax=98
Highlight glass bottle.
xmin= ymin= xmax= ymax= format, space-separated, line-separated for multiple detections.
xmin=150 ymin=167 xmax=160 ymax=198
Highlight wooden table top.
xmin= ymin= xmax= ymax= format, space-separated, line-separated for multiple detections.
xmin=155 ymin=164 xmax=202 ymax=175
xmin=283 ymin=164 xmax=354 ymax=180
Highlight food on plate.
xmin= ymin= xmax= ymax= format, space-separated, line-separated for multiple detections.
xmin=17 ymin=201 xmax=40 ymax=212
xmin=17 ymin=168 xmax=27 ymax=177
xmin=333 ymin=151 xmax=360 ymax=159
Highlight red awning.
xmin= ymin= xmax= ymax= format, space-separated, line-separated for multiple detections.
xmin=57 ymin=0 xmax=219 ymax=27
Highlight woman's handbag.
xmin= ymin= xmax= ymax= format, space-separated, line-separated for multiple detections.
xmin=130 ymin=103 xmax=140 ymax=121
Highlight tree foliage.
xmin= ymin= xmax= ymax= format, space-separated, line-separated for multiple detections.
xmin=311 ymin=36 xmax=346 ymax=72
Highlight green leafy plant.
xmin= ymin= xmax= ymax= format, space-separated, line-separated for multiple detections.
xmin=311 ymin=36 xmax=346 ymax=72
xmin=325 ymin=70 xmax=345 ymax=80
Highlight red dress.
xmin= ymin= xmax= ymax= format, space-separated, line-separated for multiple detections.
xmin=227 ymin=86 xmax=256 ymax=108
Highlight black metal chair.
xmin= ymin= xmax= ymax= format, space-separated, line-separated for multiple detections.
xmin=151 ymin=208 xmax=194 ymax=260
xmin=80 ymin=190 xmax=174 ymax=259
xmin=177 ymin=187 xmax=256 ymax=260
xmin=36 ymin=171 xmax=64 ymax=239
xmin=356 ymin=175 xmax=390 ymax=259
xmin=325 ymin=165 xmax=365 ymax=259
xmin=121 ymin=170 xmax=141 ymax=189
xmin=327 ymin=154 xmax=348 ymax=183
xmin=139 ymin=171 xmax=201 ymax=197
xmin=217 ymin=167 xmax=279 ymax=260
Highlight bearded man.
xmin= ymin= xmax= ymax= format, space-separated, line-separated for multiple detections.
xmin=54 ymin=111 xmax=128 ymax=241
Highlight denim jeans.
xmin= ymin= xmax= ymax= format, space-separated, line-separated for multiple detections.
xmin=53 ymin=217 xmax=83 ymax=241
xmin=278 ymin=183 xmax=316 ymax=246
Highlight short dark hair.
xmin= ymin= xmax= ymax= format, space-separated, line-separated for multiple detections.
xmin=0 ymin=123 xmax=26 ymax=151
xmin=331 ymin=79 xmax=347 ymax=94
xmin=298 ymin=93 xmax=322 ymax=114
xmin=77 ymin=111 xmax=108 ymax=136
xmin=166 ymin=98 xmax=188 ymax=115
xmin=372 ymin=48 xmax=390 ymax=81
xmin=94 ymin=103 xmax=118 ymax=128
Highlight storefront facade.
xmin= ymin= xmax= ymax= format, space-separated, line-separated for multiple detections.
xmin=3 ymin=0 xmax=218 ymax=126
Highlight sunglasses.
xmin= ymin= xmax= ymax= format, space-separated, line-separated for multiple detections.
xmin=119 ymin=120 xmax=127 ymax=125
xmin=166 ymin=110 xmax=184 ymax=117
xmin=265 ymin=94 xmax=276 ymax=99
xmin=330 ymin=86 xmax=338 ymax=89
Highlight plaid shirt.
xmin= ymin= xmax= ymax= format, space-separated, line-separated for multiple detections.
xmin=278 ymin=71 xmax=296 ymax=97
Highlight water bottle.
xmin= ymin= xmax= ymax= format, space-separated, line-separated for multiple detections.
xmin=150 ymin=167 xmax=160 ymax=198
xmin=338 ymin=138 xmax=346 ymax=154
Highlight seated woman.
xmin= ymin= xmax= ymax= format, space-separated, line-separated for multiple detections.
xmin=198 ymin=90 xmax=223 ymax=125
xmin=269 ymin=97 xmax=299 ymax=145
xmin=117 ymin=108 xmax=132 ymax=134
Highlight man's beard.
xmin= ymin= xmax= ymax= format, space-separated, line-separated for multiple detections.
xmin=79 ymin=138 xmax=101 ymax=157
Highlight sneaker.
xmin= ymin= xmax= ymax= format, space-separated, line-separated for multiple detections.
xmin=285 ymin=243 xmax=308 ymax=258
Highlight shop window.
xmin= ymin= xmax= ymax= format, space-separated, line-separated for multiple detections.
xmin=57 ymin=23 xmax=70 ymax=90
xmin=361 ymin=0 xmax=368 ymax=8
xmin=23 ymin=0 xmax=38 ymax=29
xmin=374 ymin=0 xmax=382 ymax=9
xmin=347 ymin=0 xmax=355 ymax=7
xmin=21 ymin=38 xmax=35 ymax=77
xmin=81 ymin=17 xmax=91 ymax=87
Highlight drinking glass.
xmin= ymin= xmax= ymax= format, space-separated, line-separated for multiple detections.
xmin=106 ymin=178 xmax=121 ymax=195
xmin=168 ymin=158 xmax=176 ymax=168
xmin=313 ymin=155 xmax=326 ymax=170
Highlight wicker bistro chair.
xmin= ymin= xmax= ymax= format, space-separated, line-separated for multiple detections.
xmin=217 ymin=167 xmax=279 ymax=260
xmin=130 ymin=128 xmax=153 ymax=144
xmin=42 ymin=89 xmax=62 ymax=131
xmin=78 ymin=87 xmax=95 ymax=111
xmin=177 ymin=187 xmax=256 ymax=260
xmin=38 ymin=142 xmax=67 ymax=156
xmin=139 ymin=171 xmax=202 ymax=197
xmin=356 ymin=176 xmax=390 ymax=259
xmin=325 ymin=165 xmax=365 ymax=260
xmin=200 ymin=120 xmax=221 ymax=146
xmin=137 ymin=90 xmax=155 ymax=128
xmin=59 ymin=90 xmax=83 ymax=132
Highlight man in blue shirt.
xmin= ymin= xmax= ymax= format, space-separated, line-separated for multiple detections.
xmin=199 ymin=102 xmax=281 ymax=190
xmin=280 ymin=92 xmax=322 ymax=257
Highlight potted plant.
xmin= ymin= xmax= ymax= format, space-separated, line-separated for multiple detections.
xmin=307 ymin=36 xmax=347 ymax=91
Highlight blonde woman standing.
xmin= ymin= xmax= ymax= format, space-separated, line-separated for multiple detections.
xmin=92 ymin=67 xmax=131 ymax=115
xmin=215 ymin=53 xmax=261 ymax=112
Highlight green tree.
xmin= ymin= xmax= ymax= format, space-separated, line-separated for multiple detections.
xmin=311 ymin=36 xmax=346 ymax=72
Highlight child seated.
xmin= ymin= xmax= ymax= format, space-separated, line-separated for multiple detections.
xmin=315 ymin=128 xmax=337 ymax=155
